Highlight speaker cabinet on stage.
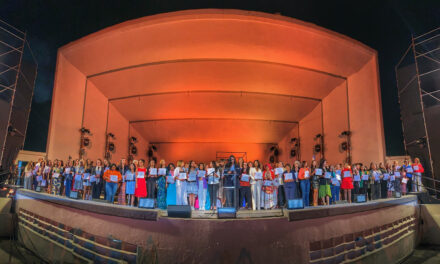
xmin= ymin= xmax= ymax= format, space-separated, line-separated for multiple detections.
xmin=287 ymin=199 xmax=304 ymax=210
xmin=394 ymin=192 xmax=401 ymax=198
xmin=167 ymin=205 xmax=191 ymax=218
xmin=138 ymin=198 xmax=155 ymax=209
xmin=69 ymin=191 xmax=79 ymax=199
xmin=354 ymin=194 xmax=366 ymax=203
xmin=218 ymin=207 xmax=236 ymax=218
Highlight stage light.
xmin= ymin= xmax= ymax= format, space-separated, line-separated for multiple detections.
xmin=340 ymin=131 xmax=351 ymax=137
xmin=274 ymin=148 xmax=279 ymax=156
xmin=416 ymin=138 xmax=426 ymax=148
xmin=341 ymin=142 xmax=348 ymax=151
xmin=131 ymin=146 xmax=137 ymax=155
xmin=315 ymin=134 xmax=322 ymax=139
xmin=151 ymin=145 xmax=157 ymax=151
xmin=108 ymin=133 xmax=115 ymax=139
xmin=148 ymin=148 xmax=153 ymax=158
xmin=130 ymin=136 xmax=137 ymax=143
xmin=314 ymin=144 xmax=321 ymax=153
xmin=108 ymin=143 xmax=115 ymax=152
xmin=83 ymin=138 xmax=90 ymax=147
xmin=290 ymin=138 xmax=297 ymax=143
xmin=269 ymin=155 xmax=275 ymax=163
xmin=290 ymin=149 xmax=296 ymax=157
xmin=80 ymin=127 xmax=91 ymax=134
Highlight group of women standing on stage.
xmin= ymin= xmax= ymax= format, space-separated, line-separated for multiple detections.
xmin=21 ymin=155 xmax=425 ymax=209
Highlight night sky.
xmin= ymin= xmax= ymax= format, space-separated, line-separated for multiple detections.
xmin=1 ymin=0 xmax=439 ymax=156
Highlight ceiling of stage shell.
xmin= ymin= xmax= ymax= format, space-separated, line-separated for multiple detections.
xmin=60 ymin=9 xmax=376 ymax=144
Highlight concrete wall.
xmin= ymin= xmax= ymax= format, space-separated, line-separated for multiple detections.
xmin=47 ymin=53 xmax=86 ymax=160
xmin=348 ymin=56 xmax=386 ymax=164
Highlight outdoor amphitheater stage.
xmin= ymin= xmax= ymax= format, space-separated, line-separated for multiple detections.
xmin=15 ymin=188 xmax=419 ymax=263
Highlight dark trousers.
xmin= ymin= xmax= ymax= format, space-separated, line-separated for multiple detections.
xmin=147 ymin=178 xmax=157 ymax=199
xmin=277 ymin=185 xmax=285 ymax=207
xmin=407 ymin=178 xmax=413 ymax=193
xmin=208 ymin=184 xmax=219 ymax=208
xmin=239 ymin=186 xmax=251 ymax=208
xmin=225 ymin=188 xmax=234 ymax=207
xmin=92 ymin=181 xmax=101 ymax=199
xmin=354 ymin=181 xmax=360 ymax=194
xmin=380 ymin=180 xmax=388 ymax=199
xmin=65 ymin=179 xmax=72 ymax=197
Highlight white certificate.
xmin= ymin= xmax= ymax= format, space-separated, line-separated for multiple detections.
xmin=37 ymin=176 xmax=43 ymax=181
xmin=179 ymin=173 xmax=187 ymax=180
xmin=315 ymin=168 xmax=323 ymax=176
xmin=149 ymin=168 xmax=157 ymax=175
xmin=331 ymin=178 xmax=339 ymax=185
xmin=90 ymin=175 xmax=96 ymax=182
xmin=324 ymin=172 xmax=331 ymax=179
xmin=391 ymin=175 xmax=395 ymax=181
xmin=188 ymin=172 xmax=197 ymax=181
xmin=343 ymin=171 xmax=351 ymax=178
xmin=383 ymin=173 xmax=390 ymax=180
xmin=406 ymin=167 xmax=413 ymax=173
xmin=413 ymin=165 xmax=419 ymax=171
xmin=263 ymin=180 xmax=272 ymax=186
xmin=83 ymin=173 xmax=90 ymax=179
xmin=207 ymin=168 xmax=215 ymax=175
xmin=65 ymin=168 xmax=71 ymax=174
xmin=241 ymin=174 xmax=250 ymax=182
xmin=304 ymin=171 xmax=310 ymax=179
xmin=41 ymin=180 xmax=47 ymax=186
xmin=254 ymin=172 xmax=263 ymax=180
xmin=354 ymin=175 xmax=361 ymax=182
xmin=52 ymin=173 xmax=60 ymax=178
xmin=275 ymin=168 xmax=284 ymax=175
xmin=394 ymin=171 xmax=401 ymax=177
xmin=137 ymin=171 xmax=145 ymax=178
xmin=198 ymin=170 xmax=206 ymax=177
xmin=167 ymin=175 xmax=175 ymax=183
xmin=362 ymin=174 xmax=369 ymax=181
xmin=75 ymin=174 xmax=82 ymax=181
xmin=125 ymin=173 xmax=134 ymax=181
xmin=158 ymin=168 xmax=167 ymax=175
xmin=402 ymin=178 xmax=408 ymax=184
xmin=110 ymin=175 xmax=118 ymax=182
xmin=284 ymin=173 xmax=293 ymax=181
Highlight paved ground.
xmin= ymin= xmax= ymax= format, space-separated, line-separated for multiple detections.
xmin=401 ymin=245 xmax=440 ymax=264
xmin=0 ymin=239 xmax=45 ymax=264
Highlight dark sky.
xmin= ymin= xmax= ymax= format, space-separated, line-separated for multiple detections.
xmin=1 ymin=0 xmax=439 ymax=156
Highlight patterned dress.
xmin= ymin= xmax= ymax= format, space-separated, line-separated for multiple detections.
xmin=157 ymin=175 xmax=167 ymax=209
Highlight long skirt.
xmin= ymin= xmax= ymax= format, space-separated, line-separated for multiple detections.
xmin=176 ymin=180 xmax=188 ymax=205
xmin=262 ymin=187 xmax=276 ymax=209
xmin=24 ymin=176 xmax=33 ymax=190
xmin=51 ymin=178 xmax=61 ymax=195
xmin=166 ymin=183 xmax=177 ymax=206
xmin=135 ymin=178 xmax=147 ymax=198
xmin=157 ymin=177 xmax=167 ymax=209
xmin=118 ymin=182 xmax=126 ymax=205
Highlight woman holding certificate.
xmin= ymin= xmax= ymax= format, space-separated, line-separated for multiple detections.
xmin=207 ymin=161 xmax=219 ymax=210
xmin=275 ymin=162 xmax=285 ymax=208
xmin=146 ymin=160 xmax=157 ymax=199
xmin=412 ymin=158 xmax=424 ymax=192
xmin=174 ymin=160 xmax=187 ymax=206
xmin=103 ymin=164 xmax=122 ymax=203
xmin=187 ymin=161 xmax=198 ymax=210
xmin=310 ymin=160 xmax=320 ymax=206
xmin=197 ymin=163 xmax=208 ymax=211
xmin=262 ymin=164 xmax=275 ymax=209
xmin=125 ymin=163 xmax=136 ymax=206
xmin=283 ymin=163 xmax=297 ymax=201
xmin=370 ymin=163 xmax=381 ymax=200
xmin=298 ymin=161 xmax=311 ymax=207
xmin=223 ymin=156 xmax=239 ymax=208
xmin=318 ymin=159 xmax=331 ymax=206
xmin=166 ymin=163 xmax=176 ymax=206
xmin=250 ymin=160 xmax=263 ymax=210
xmin=157 ymin=160 xmax=168 ymax=209
xmin=239 ymin=162 xmax=251 ymax=209
xmin=340 ymin=163 xmax=353 ymax=203
xmin=135 ymin=160 xmax=147 ymax=202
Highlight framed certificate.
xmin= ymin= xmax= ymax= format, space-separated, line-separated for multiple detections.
xmin=406 ymin=167 xmax=413 ymax=173
xmin=110 ymin=175 xmax=118 ymax=182
xmin=324 ymin=172 xmax=331 ymax=179
xmin=375 ymin=174 xmax=380 ymax=181
xmin=343 ymin=171 xmax=351 ymax=178
xmin=75 ymin=174 xmax=82 ymax=181
xmin=331 ymin=178 xmax=339 ymax=185
xmin=304 ymin=171 xmax=310 ymax=179
xmin=383 ymin=173 xmax=390 ymax=180
xmin=137 ymin=171 xmax=145 ymax=178
xmin=402 ymin=178 xmax=408 ymax=184
xmin=188 ymin=172 xmax=197 ymax=181
xmin=126 ymin=173 xmax=134 ymax=181
xmin=65 ymin=168 xmax=71 ymax=174
xmin=149 ymin=168 xmax=157 ymax=175
xmin=207 ymin=168 xmax=215 ymax=175
xmin=275 ymin=168 xmax=284 ymax=175
xmin=394 ymin=171 xmax=401 ymax=177
xmin=362 ymin=174 xmax=369 ymax=181
xmin=158 ymin=168 xmax=166 ymax=175
xmin=335 ymin=170 xmax=341 ymax=176
xmin=255 ymin=172 xmax=263 ymax=180
xmin=198 ymin=170 xmax=206 ymax=177
xmin=263 ymin=180 xmax=272 ymax=186
xmin=52 ymin=173 xmax=60 ymax=178
xmin=315 ymin=168 xmax=323 ymax=176
xmin=167 ymin=175 xmax=175 ymax=183
xmin=179 ymin=173 xmax=187 ymax=180
xmin=241 ymin=174 xmax=250 ymax=182
xmin=354 ymin=175 xmax=361 ymax=182
xmin=90 ymin=175 xmax=96 ymax=182
xmin=284 ymin=173 xmax=293 ymax=181
xmin=83 ymin=173 xmax=90 ymax=179
xmin=413 ymin=165 xmax=419 ymax=171
xmin=390 ymin=175 xmax=395 ymax=181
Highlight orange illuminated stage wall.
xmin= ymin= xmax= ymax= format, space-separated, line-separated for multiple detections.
xmin=46 ymin=9 xmax=386 ymax=165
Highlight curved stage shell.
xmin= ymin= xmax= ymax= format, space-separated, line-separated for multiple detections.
xmin=47 ymin=9 xmax=385 ymax=165
xmin=16 ymin=189 xmax=419 ymax=263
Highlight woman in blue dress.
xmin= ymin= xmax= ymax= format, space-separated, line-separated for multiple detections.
xmin=157 ymin=160 xmax=167 ymax=209
xmin=166 ymin=163 xmax=176 ymax=206
xmin=125 ymin=163 xmax=136 ymax=206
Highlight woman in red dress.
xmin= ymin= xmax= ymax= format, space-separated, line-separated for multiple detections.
xmin=340 ymin=163 xmax=354 ymax=203
xmin=135 ymin=159 xmax=147 ymax=203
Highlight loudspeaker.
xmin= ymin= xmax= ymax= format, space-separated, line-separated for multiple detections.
xmin=354 ymin=194 xmax=366 ymax=203
xmin=138 ymin=198 xmax=155 ymax=209
xmin=394 ymin=192 xmax=401 ymax=198
xmin=287 ymin=199 xmax=304 ymax=210
xmin=167 ymin=205 xmax=191 ymax=218
xmin=218 ymin=207 xmax=236 ymax=218
xmin=35 ymin=187 xmax=41 ymax=192
xmin=69 ymin=191 xmax=79 ymax=199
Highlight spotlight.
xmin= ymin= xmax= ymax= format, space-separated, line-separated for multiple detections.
xmin=314 ymin=144 xmax=321 ymax=153
xmin=290 ymin=138 xmax=297 ymax=143
xmin=269 ymin=156 xmax=275 ymax=163
xmin=341 ymin=142 xmax=348 ymax=151
xmin=108 ymin=142 xmax=115 ymax=152
xmin=148 ymin=148 xmax=153 ymax=158
xmin=274 ymin=148 xmax=279 ymax=156
xmin=315 ymin=134 xmax=322 ymax=139
xmin=80 ymin=127 xmax=91 ymax=134
xmin=290 ymin=149 xmax=296 ymax=157
xmin=131 ymin=146 xmax=137 ymax=155
xmin=151 ymin=145 xmax=157 ymax=151
xmin=416 ymin=138 xmax=426 ymax=148
xmin=270 ymin=146 xmax=276 ymax=151
xmin=83 ymin=138 xmax=90 ymax=147
xmin=340 ymin=131 xmax=351 ymax=137
xmin=130 ymin=136 xmax=137 ymax=143
xmin=108 ymin=133 xmax=115 ymax=139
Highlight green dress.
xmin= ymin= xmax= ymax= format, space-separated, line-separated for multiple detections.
xmin=157 ymin=176 xmax=167 ymax=209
